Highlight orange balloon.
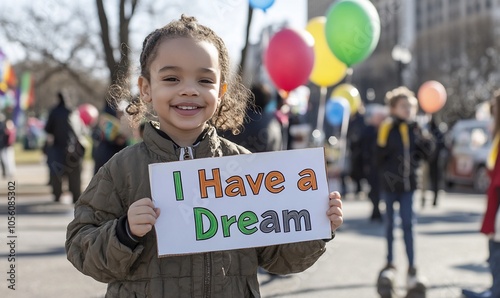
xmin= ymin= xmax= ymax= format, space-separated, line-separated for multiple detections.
xmin=417 ymin=80 xmax=447 ymax=113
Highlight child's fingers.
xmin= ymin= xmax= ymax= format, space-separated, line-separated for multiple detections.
xmin=329 ymin=198 xmax=342 ymax=208
xmin=327 ymin=206 xmax=343 ymax=229
xmin=129 ymin=207 xmax=159 ymax=224
xmin=127 ymin=198 xmax=161 ymax=237
xmin=329 ymin=215 xmax=343 ymax=231
xmin=327 ymin=191 xmax=343 ymax=231
xmin=154 ymin=207 xmax=161 ymax=217
xmin=129 ymin=223 xmax=154 ymax=237
xmin=329 ymin=191 xmax=341 ymax=201
xmin=131 ymin=197 xmax=156 ymax=209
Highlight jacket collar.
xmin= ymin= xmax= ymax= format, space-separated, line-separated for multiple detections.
xmin=143 ymin=122 xmax=222 ymax=161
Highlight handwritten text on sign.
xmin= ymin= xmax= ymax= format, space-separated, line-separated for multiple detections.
xmin=149 ymin=147 xmax=331 ymax=256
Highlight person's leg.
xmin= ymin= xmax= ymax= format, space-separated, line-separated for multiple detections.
xmin=67 ymin=159 xmax=82 ymax=203
xmin=399 ymin=191 xmax=415 ymax=268
xmin=420 ymin=162 xmax=429 ymax=208
xmin=489 ymin=239 xmax=500 ymax=297
xmin=4 ymin=146 xmax=15 ymax=179
xmin=462 ymin=244 xmax=494 ymax=298
xmin=378 ymin=191 xmax=397 ymax=297
xmin=383 ymin=191 xmax=396 ymax=265
xmin=0 ymin=148 xmax=7 ymax=178
xmin=340 ymin=173 xmax=348 ymax=198
xmin=400 ymin=191 xmax=426 ymax=296
xmin=368 ymin=173 xmax=382 ymax=221
xmin=48 ymin=148 xmax=65 ymax=202
xmin=429 ymin=161 xmax=439 ymax=206
xmin=50 ymin=172 xmax=63 ymax=202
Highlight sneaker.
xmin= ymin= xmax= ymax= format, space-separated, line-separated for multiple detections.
xmin=461 ymin=289 xmax=492 ymax=298
xmin=405 ymin=267 xmax=426 ymax=298
xmin=377 ymin=264 xmax=397 ymax=298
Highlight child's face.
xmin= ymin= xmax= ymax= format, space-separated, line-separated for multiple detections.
xmin=391 ymin=97 xmax=412 ymax=121
xmin=139 ymin=37 xmax=225 ymax=138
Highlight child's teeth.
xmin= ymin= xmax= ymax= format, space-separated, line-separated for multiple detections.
xmin=178 ymin=106 xmax=197 ymax=110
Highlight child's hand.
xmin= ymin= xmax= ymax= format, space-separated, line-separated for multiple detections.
xmin=327 ymin=191 xmax=343 ymax=232
xmin=127 ymin=198 xmax=161 ymax=238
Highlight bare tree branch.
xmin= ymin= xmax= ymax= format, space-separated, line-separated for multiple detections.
xmin=96 ymin=0 xmax=116 ymax=84
xmin=239 ymin=4 xmax=253 ymax=79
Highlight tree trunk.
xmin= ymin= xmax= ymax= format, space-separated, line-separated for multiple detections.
xmin=239 ymin=4 xmax=253 ymax=84
xmin=96 ymin=0 xmax=138 ymax=108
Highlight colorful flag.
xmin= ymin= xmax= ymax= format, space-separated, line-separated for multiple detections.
xmin=19 ymin=72 xmax=35 ymax=110
xmin=0 ymin=49 xmax=17 ymax=96
xmin=3 ymin=61 xmax=17 ymax=88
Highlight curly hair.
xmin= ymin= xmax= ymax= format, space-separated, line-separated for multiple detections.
xmin=384 ymin=86 xmax=417 ymax=108
xmin=115 ymin=15 xmax=250 ymax=133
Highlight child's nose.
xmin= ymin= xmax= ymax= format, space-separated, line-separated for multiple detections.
xmin=180 ymin=82 xmax=199 ymax=96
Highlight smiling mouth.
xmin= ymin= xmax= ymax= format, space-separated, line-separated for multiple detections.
xmin=175 ymin=105 xmax=200 ymax=110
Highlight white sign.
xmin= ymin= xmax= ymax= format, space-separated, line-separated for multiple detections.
xmin=149 ymin=147 xmax=331 ymax=257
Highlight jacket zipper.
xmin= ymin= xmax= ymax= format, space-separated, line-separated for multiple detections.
xmin=180 ymin=146 xmax=212 ymax=296
xmin=179 ymin=146 xmax=193 ymax=160
xmin=203 ymin=253 xmax=211 ymax=298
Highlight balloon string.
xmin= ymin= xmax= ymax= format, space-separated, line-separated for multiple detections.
xmin=338 ymin=107 xmax=350 ymax=172
xmin=315 ymin=86 xmax=327 ymax=140
xmin=345 ymin=68 xmax=353 ymax=84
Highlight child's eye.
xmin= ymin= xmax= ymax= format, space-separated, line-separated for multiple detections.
xmin=163 ymin=77 xmax=178 ymax=82
xmin=199 ymin=78 xmax=214 ymax=84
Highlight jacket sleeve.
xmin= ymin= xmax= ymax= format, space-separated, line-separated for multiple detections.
xmin=257 ymin=240 xmax=326 ymax=274
xmin=65 ymin=166 xmax=145 ymax=283
xmin=414 ymin=125 xmax=436 ymax=162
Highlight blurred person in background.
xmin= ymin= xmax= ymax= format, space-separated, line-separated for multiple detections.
xmin=462 ymin=89 xmax=500 ymax=298
xmin=223 ymin=83 xmax=282 ymax=153
xmin=44 ymin=92 xmax=86 ymax=203
xmin=376 ymin=87 xmax=433 ymax=298
xmin=421 ymin=116 xmax=447 ymax=207
xmin=1 ymin=119 xmax=16 ymax=179
xmin=361 ymin=104 xmax=388 ymax=222
xmin=92 ymin=103 xmax=131 ymax=174
xmin=346 ymin=102 xmax=367 ymax=199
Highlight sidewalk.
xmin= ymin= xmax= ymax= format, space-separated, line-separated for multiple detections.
xmin=0 ymin=161 xmax=94 ymax=197
xmin=0 ymin=162 xmax=492 ymax=297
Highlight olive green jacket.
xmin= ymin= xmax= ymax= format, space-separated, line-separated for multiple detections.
xmin=66 ymin=122 xmax=327 ymax=298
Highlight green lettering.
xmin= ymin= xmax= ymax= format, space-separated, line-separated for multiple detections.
xmin=238 ymin=211 xmax=258 ymax=235
xmin=221 ymin=215 xmax=237 ymax=237
xmin=193 ymin=207 xmax=218 ymax=240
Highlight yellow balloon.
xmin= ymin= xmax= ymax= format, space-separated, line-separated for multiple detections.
xmin=332 ymin=83 xmax=361 ymax=115
xmin=306 ymin=17 xmax=347 ymax=87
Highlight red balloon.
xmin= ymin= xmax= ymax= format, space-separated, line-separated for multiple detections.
xmin=264 ymin=28 xmax=315 ymax=92
xmin=417 ymin=80 xmax=447 ymax=114
xmin=78 ymin=103 xmax=99 ymax=126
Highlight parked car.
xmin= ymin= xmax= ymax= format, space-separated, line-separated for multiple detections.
xmin=444 ymin=119 xmax=492 ymax=192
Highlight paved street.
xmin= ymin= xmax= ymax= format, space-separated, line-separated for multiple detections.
xmin=0 ymin=162 xmax=492 ymax=297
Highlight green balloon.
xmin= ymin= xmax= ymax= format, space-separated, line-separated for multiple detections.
xmin=325 ymin=0 xmax=381 ymax=66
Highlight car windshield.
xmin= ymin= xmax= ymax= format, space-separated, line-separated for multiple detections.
xmin=453 ymin=122 xmax=491 ymax=150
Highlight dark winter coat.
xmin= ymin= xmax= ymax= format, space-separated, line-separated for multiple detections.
xmin=66 ymin=122 xmax=327 ymax=298
xmin=376 ymin=117 xmax=434 ymax=193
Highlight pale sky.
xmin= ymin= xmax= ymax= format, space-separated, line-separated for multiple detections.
xmin=1 ymin=0 xmax=307 ymax=68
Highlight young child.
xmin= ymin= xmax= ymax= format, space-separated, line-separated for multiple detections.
xmin=65 ymin=15 xmax=343 ymax=297
xmin=376 ymin=87 xmax=432 ymax=298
